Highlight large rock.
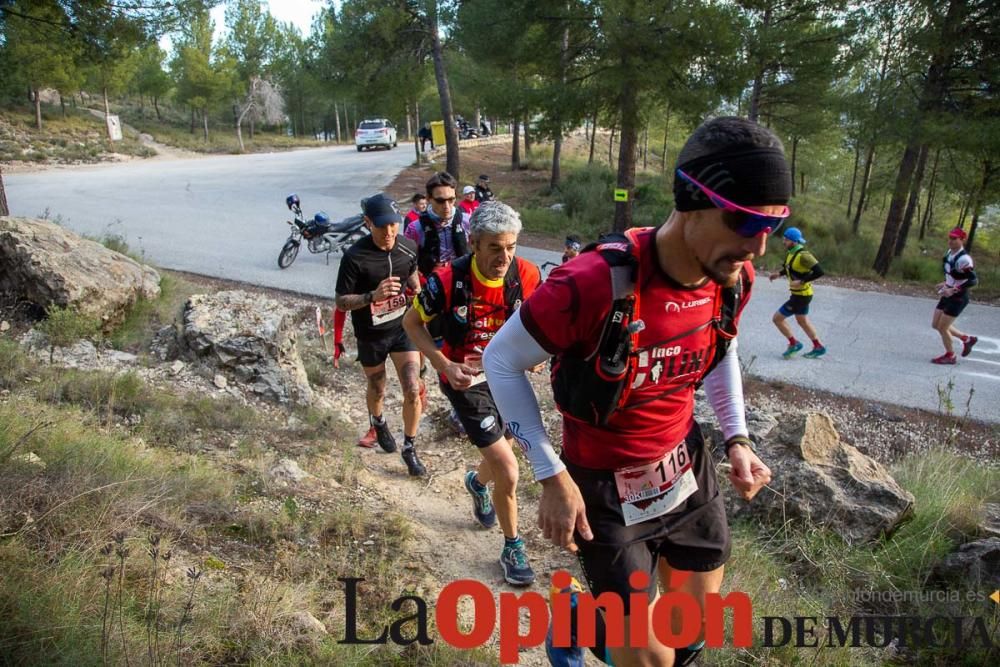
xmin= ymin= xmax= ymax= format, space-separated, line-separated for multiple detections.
xmin=737 ymin=412 xmax=915 ymax=544
xmin=931 ymin=538 xmax=1000 ymax=590
xmin=181 ymin=290 xmax=313 ymax=405
xmin=0 ymin=217 xmax=160 ymax=328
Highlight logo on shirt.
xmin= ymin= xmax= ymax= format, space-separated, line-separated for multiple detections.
xmin=665 ymin=296 xmax=712 ymax=313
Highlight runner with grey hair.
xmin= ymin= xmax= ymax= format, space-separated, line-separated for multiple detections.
xmin=469 ymin=200 xmax=523 ymax=238
xmin=403 ymin=199 xmax=543 ymax=586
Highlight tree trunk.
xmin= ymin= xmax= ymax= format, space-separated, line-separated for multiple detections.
xmin=334 ymin=101 xmax=342 ymax=143
xmin=873 ymin=143 xmax=919 ymax=274
xmin=846 ymin=141 xmax=860 ymax=216
xmin=550 ymin=22 xmax=569 ymax=191
xmin=790 ymin=137 xmax=799 ymax=197
xmin=203 ymin=111 xmax=209 ymax=142
xmin=608 ymin=121 xmax=615 ymax=166
xmin=747 ymin=8 xmax=771 ymax=122
xmin=473 ymin=105 xmax=481 ymax=133
xmin=153 ymin=96 xmax=161 ymax=120
xmin=249 ymin=115 xmax=255 ymax=140
xmin=511 ymin=118 xmax=521 ymax=171
xmin=523 ymin=114 xmax=532 ymax=154
xmin=429 ymin=15 xmax=460 ymax=178
xmin=660 ymin=106 xmax=670 ymax=173
xmin=60 ymin=92 xmax=66 ymax=118
xmin=966 ymin=160 xmax=994 ymax=252
xmin=642 ymin=123 xmax=649 ymax=170
xmin=0 ymin=165 xmax=9 ymax=216
xmin=102 ymin=86 xmax=113 ymax=140
xmin=405 ymin=101 xmax=412 ymax=140
xmin=613 ymin=82 xmax=639 ymax=233
xmin=872 ymin=0 xmax=964 ymax=276
xmin=919 ymin=149 xmax=941 ymax=241
xmin=190 ymin=106 xmax=196 ymax=134
xmin=588 ymin=107 xmax=598 ymax=164
xmin=894 ymin=143 xmax=930 ymax=257
xmin=851 ymin=144 xmax=876 ymax=234
xmin=33 ymin=87 xmax=42 ymax=130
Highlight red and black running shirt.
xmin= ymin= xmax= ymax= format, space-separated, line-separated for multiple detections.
xmin=519 ymin=228 xmax=753 ymax=470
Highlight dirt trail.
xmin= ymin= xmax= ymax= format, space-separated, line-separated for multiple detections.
xmin=314 ymin=348 xmax=588 ymax=666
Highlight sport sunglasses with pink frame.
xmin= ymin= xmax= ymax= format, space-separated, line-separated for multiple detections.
xmin=676 ymin=169 xmax=790 ymax=238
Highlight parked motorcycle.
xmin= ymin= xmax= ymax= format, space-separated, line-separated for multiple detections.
xmin=277 ymin=194 xmax=370 ymax=269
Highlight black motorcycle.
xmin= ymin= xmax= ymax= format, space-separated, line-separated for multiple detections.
xmin=277 ymin=194 xmax=369 ymax=269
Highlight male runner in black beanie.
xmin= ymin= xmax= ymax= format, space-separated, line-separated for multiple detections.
xmin=485 ymin=117 xmax=789 ymax=666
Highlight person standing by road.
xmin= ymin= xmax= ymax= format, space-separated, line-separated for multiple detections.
xmin=768 ymin=227 xmax=826 ymax=359
xmin=335 ymin=194 xmax=427 ymax=477
xmin=931 ymin=227 xmax=978 ymax=364
xmin=403 ymin=201 xmax=542 ymax=586
xmin=417 ymin=124 xmax=433 ymax=152
xmin=484 ymin=116 xmax=783 ymax=666
xmin=475 ymin=174 xmax=495 ymax=203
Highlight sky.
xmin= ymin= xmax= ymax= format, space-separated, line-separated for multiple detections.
xmin=161 ymin=0 xmax=330 ymax=52
xmin=208 ymin=0 xmax=329 ymax=39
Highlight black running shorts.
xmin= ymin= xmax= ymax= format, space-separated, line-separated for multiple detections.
xmin=357 ymin=328 xmax=417 ymax=368
xmin=439 ymin=380 xmax=506 ymax=448
xmin=936 ymin=292 xmax=969 ymax=318
xmin=778 ymin=294 xmax=812 ymax=316
xmin=568 ymin=423 xmax=731 ymax=614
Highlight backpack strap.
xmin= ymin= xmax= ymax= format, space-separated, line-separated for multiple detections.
xmin=697 ymin=266 xmax=748 ymax=384
xmin=502 ymin=257 xmax=524 ymax=317
xmin=588 ymin=229 xmax=643 ymax=376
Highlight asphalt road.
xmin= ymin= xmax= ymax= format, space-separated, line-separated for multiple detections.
xmin=6 ymin=148 xmax=999 ymax=423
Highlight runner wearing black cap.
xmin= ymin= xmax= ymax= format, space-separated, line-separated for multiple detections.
xmin=485 ymin=117 xmax=784 ymax=665
xmin=335 ymin=194 xmax=427 ymax=477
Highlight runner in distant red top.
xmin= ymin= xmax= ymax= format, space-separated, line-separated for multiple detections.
xmin=484 ymin=116 xmax=786 ymax=666
xmin=458 ymin=185 xmax=480 ymax=217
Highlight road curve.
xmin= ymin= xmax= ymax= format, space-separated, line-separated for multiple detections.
xmin=6 ymin=149 xmax=999 ymax=423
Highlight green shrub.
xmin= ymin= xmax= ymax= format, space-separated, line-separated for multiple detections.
xmin=37 ymin=305 xmax=102 ymax=349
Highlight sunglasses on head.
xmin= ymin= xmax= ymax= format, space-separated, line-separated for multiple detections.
xmin=676 ymin=169 xmax=789 ymax=238
xmin=432 ymin=196 xmax=456 ymax=205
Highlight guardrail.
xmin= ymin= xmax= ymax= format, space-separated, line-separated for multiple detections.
xmin=422 ymin=134 xmax=513 ymax=159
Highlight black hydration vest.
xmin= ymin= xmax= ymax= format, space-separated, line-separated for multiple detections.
xmin=417 ymin=212 xmax=470 ymax=276
xmin=943 ymin=249 xmax=978 ymax=289
xmin=550 ymin=228 xmax=746 ymax=426
xmin=442 ymin=255 xmax=523 ymax=349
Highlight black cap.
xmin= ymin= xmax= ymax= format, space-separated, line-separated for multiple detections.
xmin=478 ymin=174 xmax=490 ymax=182
xmin=362 ymin=194 xmax=402 ymax=227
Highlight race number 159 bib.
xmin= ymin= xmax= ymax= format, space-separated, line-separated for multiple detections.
xmin=371 ymin=294 xmax=406 ymax=326
xmin=613 ymin=441 xmax=698 ymax=526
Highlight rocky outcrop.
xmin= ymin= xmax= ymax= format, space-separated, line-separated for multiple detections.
xmin=0 ymin=217 xmax=160 ymax=328
xmin=931 ymin=538 xmax=1000 ymax=590
xmin=735 ymin=412 xmax=915 ymax=544
xmin=180 ymin=290 xmax=312 ymax=405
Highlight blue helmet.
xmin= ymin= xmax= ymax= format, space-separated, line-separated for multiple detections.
xmin=286 ymin=193 xmax=300 ymax=210
xmin=313 ymin=211 xmax=330 ymax=225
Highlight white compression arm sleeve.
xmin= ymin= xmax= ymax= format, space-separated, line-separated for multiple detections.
xmin=702 ymin=338 xmax=749 ymax=441
xmin=483 ymin=310 xmax=566 ymax=481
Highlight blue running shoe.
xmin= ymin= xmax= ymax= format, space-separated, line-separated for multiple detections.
xmin=546 ymin=577 xmax=587 ymax=666
xmin=803 ymin=345 xmax=827 ymax=359
xmin=782 ymin=341 xmax=804 ymax=359
xmin=500 ymin=537 xmax=535 ymax=586
xmin=464 ymin=471 xmax=496 ymax=528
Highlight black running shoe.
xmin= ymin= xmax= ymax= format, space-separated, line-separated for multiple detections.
xmin=373 ymin=420 xmax=397 ymax=452
xmin=401 ymin=447 xmax=426 ymax=476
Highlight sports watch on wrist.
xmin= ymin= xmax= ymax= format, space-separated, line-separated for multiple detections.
xmin=724 ymin=435 xmax=757 ymax=455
